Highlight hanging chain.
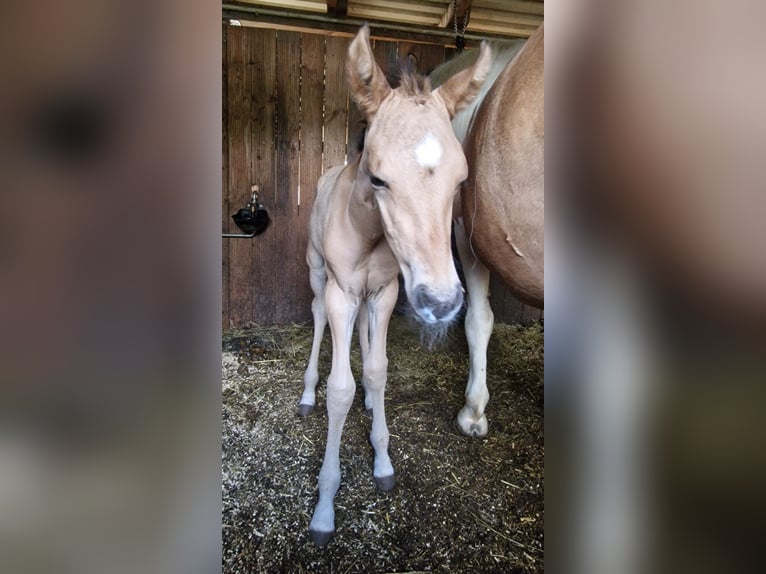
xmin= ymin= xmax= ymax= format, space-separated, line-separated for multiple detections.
xmin=452 ymin=0 xmax=471 ymax=52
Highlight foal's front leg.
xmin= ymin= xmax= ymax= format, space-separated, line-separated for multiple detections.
xmin=309 ymin=279 xmax=359 ymax=546
xmin=361 ymin=280 xmax=399 ymax=490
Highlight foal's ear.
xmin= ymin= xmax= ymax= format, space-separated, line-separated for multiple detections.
xmin=435 ymin=42 xmax=492 ymax=119
xmin=346 ymin=24 xmax=392 ymax=117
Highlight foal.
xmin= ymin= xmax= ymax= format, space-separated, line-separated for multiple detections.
xmin=299 ymin=25 xmax=491 ymax=545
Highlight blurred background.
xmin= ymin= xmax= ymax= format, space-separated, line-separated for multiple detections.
xmin=547 ymin=1 xmax=766 ymax=573
xmin=0 ymin=1 xmax=221 ymax=573
xmin=2 ymin=0 xmax=766 ymax=573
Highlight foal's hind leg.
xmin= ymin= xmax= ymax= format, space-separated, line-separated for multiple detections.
xmin=300 ymin=248 xmax=327 ymax=416
xmin=454 ymin=218 xmax=494 ymax=437
xmin=357 ymin=302 xmax=374 ymax=414
xmin=361 ymin=280 xmax=398 ymax=490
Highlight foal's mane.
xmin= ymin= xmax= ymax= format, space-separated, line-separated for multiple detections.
xmin=386 ymin=57 xmax=432 ymax=99
xmin=353 ymin=59 xmax=432 ymax=154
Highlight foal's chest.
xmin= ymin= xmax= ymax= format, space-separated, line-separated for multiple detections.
xmin=363 ymin=240 xmax=398 ymax=294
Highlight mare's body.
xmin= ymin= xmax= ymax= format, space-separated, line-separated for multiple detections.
xmin=430 ymin=25 xmax=544 ymax=436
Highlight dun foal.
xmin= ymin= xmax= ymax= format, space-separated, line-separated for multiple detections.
xmin=299 ymin=25 xmax=491 ymax=545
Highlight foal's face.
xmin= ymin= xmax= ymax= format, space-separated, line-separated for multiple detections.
xmin=363 ymin=96 xmax=467 ymax=325
xmin=346 ymin=25 xmax=491 ymax=327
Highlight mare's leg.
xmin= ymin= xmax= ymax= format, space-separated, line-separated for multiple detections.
xmin=357 ymin=302 xmax=374 ymax=414
xmin=299 ymin=248 xmax=327 ymax=416
xmin=454 ymin=218 xmax=494 ymax=437
xmin=360 ymin=280 xmax=398 ymax=490
xmin=309 ymin=278 xmax=359 ymax=545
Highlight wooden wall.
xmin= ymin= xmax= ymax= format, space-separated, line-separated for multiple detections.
xmin=222 ymin=24 xmax=543 ymax=327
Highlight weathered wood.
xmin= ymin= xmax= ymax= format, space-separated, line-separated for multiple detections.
xmin=350 ymin=5 xmax=441 ymax=26
xmin=398 ymin=41 xmax=446 ymax=76
xmin=323 ymin=36 xmax=350 ymax=171
xmin=227 ymin=26 xmax=254 ymax=326
xmin=467 ymin=21 xmax=538 ymax=38
xmin=521 ymin=302 xmax=543 ymax=324
xmin=475 ymin=0 xmax=544 ymax=16
xmin=250 ymin=29 xmax=278 ymax=325
xmin=296 ymin=33 xmax=326 ymax=322
xmin=222 ymin=24 xmax=533 ymax=326
xmin=373 ymin=37 xmax=399 ymax=77
xmin=222 ymin=5 xmax=497 ymax=44
xmin=273 ymin=31 xmax=302 ymax=324
xmin=222 ymin=23 xmax=230 ymax=326
xmin=326 ymin=0 xmax=348 ymax=17
xmin=487 ymin=267 xmax=542 ymax=325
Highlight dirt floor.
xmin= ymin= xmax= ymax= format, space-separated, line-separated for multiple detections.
xmin=222 ymin=315 xmax=543 ymax=573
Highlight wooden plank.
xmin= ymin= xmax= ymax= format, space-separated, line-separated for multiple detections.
xmin=223 ymin=7 xmax=493 ymax=45
xmin=419 ymin=42 xmax=447 ymax=77
xmin=473 ymin=0 xmax=544 ymax=16
xmin=222 ymin=23 xmax=230 ymax=327
xmin=346 ymin=101 xmax=366 ymax=161
xmin=489 ymin=271 xmax=519 ymax=324
xmin=520 ymin=302 xmax=543 ymax=324
xmin=236 ymin=0 xmax=328 ymax=12
xmin=470 ymin=8 xmax=543 ymax=28
xmin=349 ymin=6 xmax=440 ymax=27
xmin=296 ymin=32 xmax=326 ymax=323
xmin=468 ymin=21 xmax=538 ymax=38
xmin=324 ymin=35 xmax=350 ymax=170
xmin=373 ymin=38 xmax=399 ymax=79
xmin=487 ymin=269 xmax=544 ymax=325
xmin=273 ymin=30 xmax=302 ymax=324
xmin=398 ymin=41 xmax=446 ymax=76
xmin=250 ymin=29 xmax=278 ymax=325
xmin=327 ymin=0 xmax=348 ymax=17
xmin=227 ymin=26 xmax=254 ymax=327
xmin=350 ymin=0 xmax=444 ymax=16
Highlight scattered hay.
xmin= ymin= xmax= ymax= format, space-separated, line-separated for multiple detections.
xmin=222 ymin=316 xmax=543 ymax=573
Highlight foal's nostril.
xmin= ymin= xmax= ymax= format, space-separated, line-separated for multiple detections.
xmin=413 ymin=284 xmax=463 ymax=322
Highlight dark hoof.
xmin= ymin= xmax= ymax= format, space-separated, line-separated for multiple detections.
xmin=375 ymin=474 xmax=396 ymax=491
xmin=309 ymin=528 xmax=335 ymax=546
xmin=298 ymin=403 xmax=314 ymax=417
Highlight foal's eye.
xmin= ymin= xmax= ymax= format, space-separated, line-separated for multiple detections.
xmin=369 ymin=175 xmax=387 ymax=189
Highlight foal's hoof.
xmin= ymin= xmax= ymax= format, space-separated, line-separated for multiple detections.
xmin=298 ymin=403 xmax=314 ymax=417
xmin=309 ymin=527 xmax=335 ymax=547
xmin=455 ymin=410 xmax=488 ymax=438
xmin=375 ymin=474 xmax=396 ymax=491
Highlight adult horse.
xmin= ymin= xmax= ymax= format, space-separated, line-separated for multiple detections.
xmin=299 ymin=25 xmax=492 ymax=545
xmin=431 ymin=25 xmax=544 ymax=437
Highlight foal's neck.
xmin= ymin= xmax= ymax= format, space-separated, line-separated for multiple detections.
xmin=347 ymin=158 xmax=384 ymax=246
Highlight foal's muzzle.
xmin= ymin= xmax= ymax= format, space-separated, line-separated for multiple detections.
xmin=412 ymin=284 xmax=464 ymax=325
